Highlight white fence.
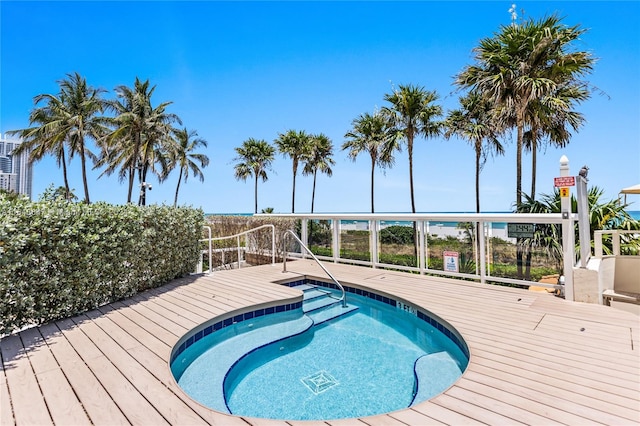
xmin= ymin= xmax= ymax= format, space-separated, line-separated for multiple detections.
xmin=257 ymin=213 xmax=577 ymax=298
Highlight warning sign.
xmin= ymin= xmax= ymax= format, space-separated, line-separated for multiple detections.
xmin=554 ymin=176 xmax=575 ymax=187
xmin=443 ymin=251 xmax=459 ymax=273
xmin=560 ymin=187 xmax=570 ymax=198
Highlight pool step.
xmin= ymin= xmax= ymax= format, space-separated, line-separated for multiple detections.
xmin=302 ymin=288 xmax=332 ymax=301
xmin=307 ymin=302 xmax=358 ymax=326
xmin=303 ymin=294 xmax=342 ymax=313
xmin=293 ymin=283 xmax=359 ymax=325
xmin=411 ymin=352 xmax=463 ymax=406
xmin=175 ymin=314 xmax=313 ymax=414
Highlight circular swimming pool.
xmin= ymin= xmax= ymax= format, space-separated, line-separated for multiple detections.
xmin=171 ymin=280 xmax=469 ymax=421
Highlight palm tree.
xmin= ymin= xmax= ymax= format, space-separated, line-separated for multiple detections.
xmin=233 ymin=138 xmax=276 ymax=214
xmin=58 ymin=73 xmax=109 ymax=204
xmin=524 ymin=84 xmax=589 ymax=199
xmin=444 ymin=91 xmax=504 ymax=213
xmin=382 ymin=84 xmax=443 ymax=213
xmin=10 ymin=72 xmax=108 ymax=204
xmin=342 ymin=111 xmax=396 ymax=213
xmin=274 ymin=130 xmax=311 ymax=213
xmin=8 ymin=99 xmax=72 ymax=199
xmin=456 ymin=15 xmax=594 ymax=208
xmin=99 ymin=77 xmax=180 ymax=203
xmin=167 ymin=128 xmax=210 ymax=207
xmin=302 ymin=133 xmax=335 ymax=213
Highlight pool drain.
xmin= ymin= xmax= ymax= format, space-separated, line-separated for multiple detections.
xmin=301 ymin=370 xmax=339 ymax=395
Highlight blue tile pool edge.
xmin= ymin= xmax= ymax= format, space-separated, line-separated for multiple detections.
xmin=170 ymin=277 xmax=469 ymax=369
xmin=170 ymin=298 xmax=304 ymax=365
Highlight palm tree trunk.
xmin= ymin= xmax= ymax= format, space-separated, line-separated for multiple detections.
xmin=79 ymin=140 xmax=90 ymax=204
xmin=60 ymin=147 xmax=71 ymax=200
xmin=530 ymin=137 xmax=538 ymax=200
xmin=408 ymin=135 xmax=418 ymax=263
xmin=475 ymin=141 xmax=482 ymax=258
xmin=291 ymin=161 xmax=297 ymax=213
xmin=516 ymin=113 xmax=525 ymax=279
xmin=254 ymin=174 xmax=259 ymax=214
xmin=127 ymin=166 xmax=134 ymax=203
xmin=127 ymin=134 xmax=141 ymax=204
xmin=174 ymin=169 xmax=183 ymax=207
xmin=370 ymin=157 xmax=375 ymax=214
xmin=311 ymin=171 xmax=318 ymax=213
xmin=475 ymin=141 xmax=481 ymax=214
xmin=408 ymin=137 xmax=416 ymax=214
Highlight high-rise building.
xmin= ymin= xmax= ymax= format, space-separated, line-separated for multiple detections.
xmin=0 ymin=134 xmax=33 ymax=199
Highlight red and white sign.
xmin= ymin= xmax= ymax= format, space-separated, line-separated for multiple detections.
xmin=443 ymin=251 xmax=459 ymax=273
xmin=554 ymin=176 xmax=575 ymax=187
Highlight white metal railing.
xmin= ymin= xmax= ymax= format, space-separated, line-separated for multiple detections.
xmin=282 ymin=230 xmax=347 ymax=308
xmin=257 ymin=212 xmax=576 ymax=298
xmin=198 ymin=224 xmax=276 ymax=273
xmin=594 ymin=229 xmax=640 ymax=257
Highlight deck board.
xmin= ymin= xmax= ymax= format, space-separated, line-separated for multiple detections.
xmin=0 ymin=334 xmax=53 ymax=425
xmin=2 ymin=261 xmax=639 ymax=425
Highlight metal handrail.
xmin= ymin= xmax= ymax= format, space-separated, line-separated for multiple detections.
xmin=282 ymin=230 xmax=347 ymax=308
xmin=200 ymin=224 xmax=276 ymax=271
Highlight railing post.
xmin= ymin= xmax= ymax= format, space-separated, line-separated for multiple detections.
xmin=237 ymin=235 xmax=241 ymax=269
xmin=370 ymin=219 xmax=379 ymax=268
xmin=560 ymin=155 xmax=575 ymax=301
xmin=301 ymin=218 xmax=308 ymax=259
xmin=418 ymin=220 xmax=426 ymax=274
xmin=577 ymin=174 xmax=590 ymax=267
xmin=612 ymin=230 xmax=621 ymax=256
xmin=594 ymin=230 xmax=603 ymax=258
xmin=479 ymin=220 xmax=486 ymax=284
xmin=271 ymin=225 xmax=276 ymax=265
xmin=332 ymin=218 xmax=340 ymax=264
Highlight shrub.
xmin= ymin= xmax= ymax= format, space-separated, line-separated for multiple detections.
xmin=380 ymin=225 xmax=414 ymax=245
xmin=0 ymin=196 xmax=204 ymax=335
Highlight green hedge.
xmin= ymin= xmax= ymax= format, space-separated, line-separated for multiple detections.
xmin=0 ymin=196 xmax=204 ymax=335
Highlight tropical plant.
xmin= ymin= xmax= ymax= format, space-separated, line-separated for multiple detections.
xmin=517 ymin=187 xmax=640 ymax=278
xmin=274 ymin=129 xmax=311 ymax=213
xmin=302 ymin=133 xmax=335 ymax=213
xmin=39 ymin=184 xmax=78 ymax=202
xmin=342 ymin=111 xmax=396 ymax=213
xmin=381 ymin=84 xmax=443 ymax=213
xmin=8 ymin=102 xmax=73 ymax=199
xmin=166 ymin=128 xmax=209 ymax=207
xmin=444 ymin=91 xmax=504 ymax=213
xmin=524 ymin=84 xmax=589 ymax=199
xmin=233 ymin=138 xmax=276 ymax=214
xmin=98 ymin=77 xmax=180 ymax=204
xmin=9 ymin=72 xmax=109 ymax=203
xmin=456 ymin=15 xmax=594 ymax=208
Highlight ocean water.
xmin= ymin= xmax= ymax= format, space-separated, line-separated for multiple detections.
xmin=207 ymin=211 xmax=640 ymax=221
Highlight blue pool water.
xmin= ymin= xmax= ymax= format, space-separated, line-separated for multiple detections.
xmin=172 ymin=284 xmax=468 ymax=421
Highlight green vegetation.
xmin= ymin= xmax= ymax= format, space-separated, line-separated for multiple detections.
xmin=9 ymin=75 xmax=209 ymax=206
xmin=0 ymin=194 xmax=204 ymax=335
xmin=342 ymin=111 xmax=396 ymax=213
xmin=233 ymin=138 xmax=276 ymax=214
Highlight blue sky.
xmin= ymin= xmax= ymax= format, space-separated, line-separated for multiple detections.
xmin=1 ymin=1 xmax=639 ymax=213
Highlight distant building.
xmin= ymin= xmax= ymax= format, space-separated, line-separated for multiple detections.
xmin=0 ymin=134 xmax=33 ymax=199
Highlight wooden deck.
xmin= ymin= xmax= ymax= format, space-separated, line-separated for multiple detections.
xmin=2 ymin=261 xmax=639 ymax=425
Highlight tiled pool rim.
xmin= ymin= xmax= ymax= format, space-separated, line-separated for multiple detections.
xmin=170 ymin=278 xmax=470 ymax=365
